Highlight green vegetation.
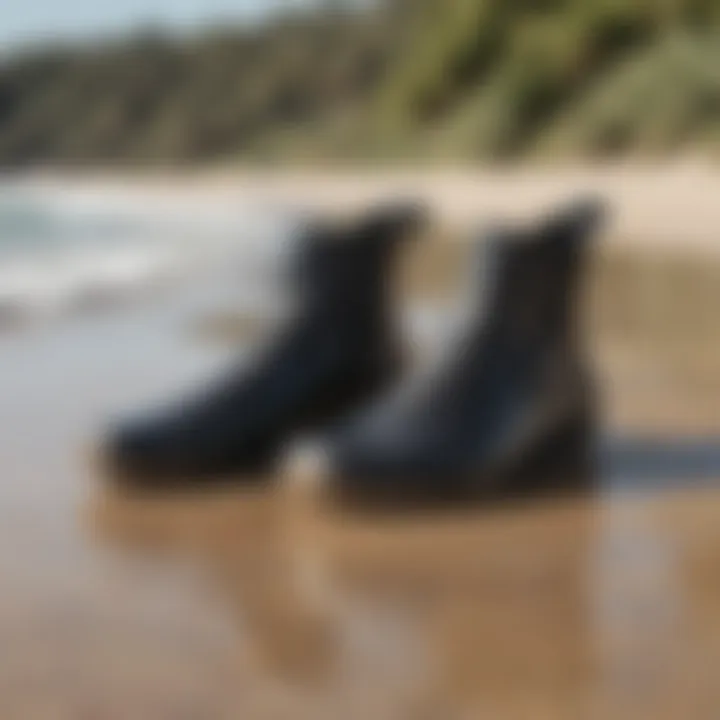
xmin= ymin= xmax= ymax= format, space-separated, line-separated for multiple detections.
xmin=0 ymin=0 xmax=719 ymax=165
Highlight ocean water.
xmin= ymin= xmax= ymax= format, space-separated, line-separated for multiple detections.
xmin=0 ymin=184 xmax=299 ymax=324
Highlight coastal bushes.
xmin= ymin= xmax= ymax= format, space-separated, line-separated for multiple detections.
xmin=0 ymin=0 xmax=718 ymax=165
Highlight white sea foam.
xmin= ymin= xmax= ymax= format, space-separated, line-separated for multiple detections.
xmin=0 ymin=185 xmax=302 ymax=324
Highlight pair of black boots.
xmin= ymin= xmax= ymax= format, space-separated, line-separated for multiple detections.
xmin=106 ymin=199 xmax=604 ymax=505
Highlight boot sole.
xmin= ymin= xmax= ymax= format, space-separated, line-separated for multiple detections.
xmin=327 ymin=413 xmax=598 ymax=515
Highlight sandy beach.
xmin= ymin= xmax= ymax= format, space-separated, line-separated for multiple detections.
xmin=0 ymin=168 xmax=719 ymax=718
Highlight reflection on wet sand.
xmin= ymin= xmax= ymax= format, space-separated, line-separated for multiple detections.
xmin=92 ymin=485 xmax=596 ymax=719
xmin=91 ymin=474 xmax=720 ymax=720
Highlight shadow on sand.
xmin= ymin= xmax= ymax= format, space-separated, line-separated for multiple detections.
xmin=601 ymin=435 xmax=720 ymax=491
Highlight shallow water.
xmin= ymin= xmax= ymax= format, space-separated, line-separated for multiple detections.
xmin=0 ymin=186 xmax=299 ymax=325
xmin=0 ymin=247 xmax=719 ymax=719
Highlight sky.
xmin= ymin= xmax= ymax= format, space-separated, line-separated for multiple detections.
xmin=0 ymin=0 xmax=311 ymax=49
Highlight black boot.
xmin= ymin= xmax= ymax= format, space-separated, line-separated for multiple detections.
xmin=105 ymin=203 xmax=425 ymax=489
xmin=328 ymin=199 xmax=605 ymax=506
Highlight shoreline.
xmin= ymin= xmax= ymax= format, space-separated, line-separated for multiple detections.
xmin=3 ymin=159 xmax=720 ymax=255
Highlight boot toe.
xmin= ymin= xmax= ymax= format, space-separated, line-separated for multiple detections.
xmin=103 ymin=417 xmax=279 ymax=489
xmin=103 ymin=423 xmax=178 ymax=486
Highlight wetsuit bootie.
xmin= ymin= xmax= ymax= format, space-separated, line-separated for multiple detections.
xmin=328 ymin=199 xmax=605 ymax=506
xmin=105 ymin=202 xmax=426 ymax=489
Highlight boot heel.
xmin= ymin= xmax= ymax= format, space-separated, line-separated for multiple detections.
xmin=511 ymin=411 xmax=597 ymax=497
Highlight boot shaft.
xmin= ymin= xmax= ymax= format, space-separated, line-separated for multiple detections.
xmin=477 ymin=199 xmax=605 ymax=352
xmin=290 ymin=203 xmax=425 ymax=342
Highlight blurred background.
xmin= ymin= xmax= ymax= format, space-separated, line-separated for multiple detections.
xmin=2 ymin=0 xmax=720 ymax=163
xmin=0 ymin=1 xmax=720 ymax=719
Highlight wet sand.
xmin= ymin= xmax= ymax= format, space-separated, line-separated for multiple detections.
xmin=0 ymin=246 xmax=719 ymax=719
